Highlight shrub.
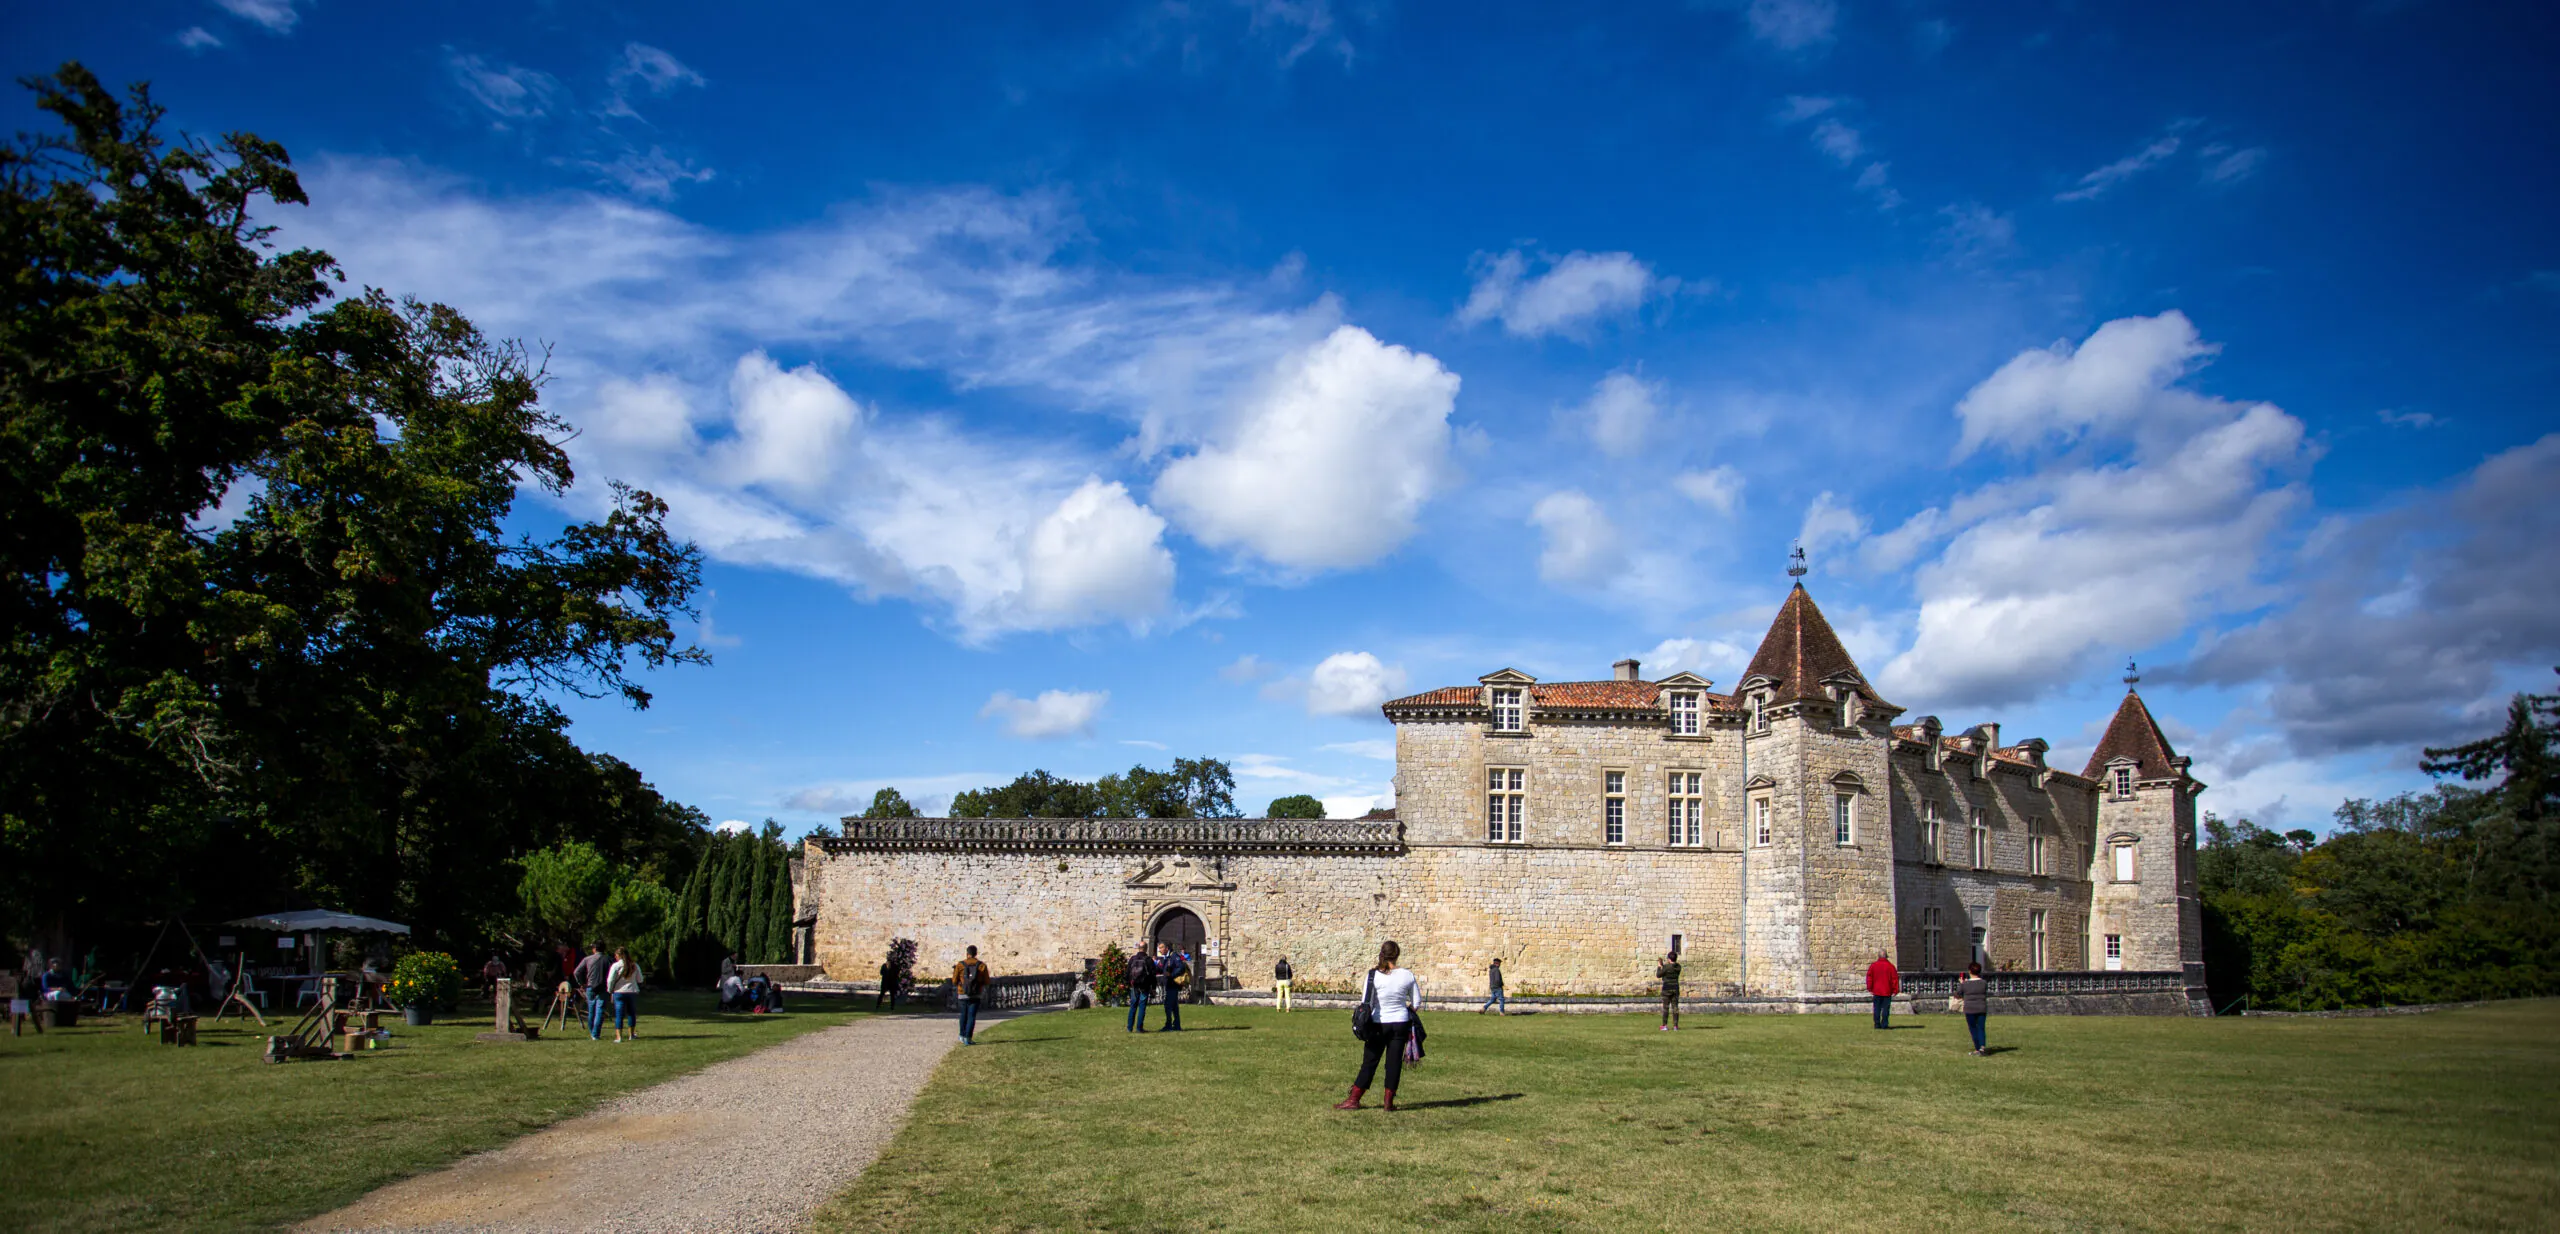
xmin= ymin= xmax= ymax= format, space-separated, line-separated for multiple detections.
xmin=388 ymin=951 xmax=463 ymax=1012
xmin=1095 ymin=942 xmax=1129 ymax=1006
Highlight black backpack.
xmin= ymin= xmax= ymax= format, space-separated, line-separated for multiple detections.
xmin=1351 ymin=970 xmax=1378 ymax=1041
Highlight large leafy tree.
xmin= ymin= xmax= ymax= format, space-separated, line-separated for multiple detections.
xmin=1 ymin=66 xmax=705 ymax=952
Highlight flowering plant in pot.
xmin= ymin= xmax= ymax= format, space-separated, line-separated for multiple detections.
xmin=388 ymin=951 xmax=462 ymax=1025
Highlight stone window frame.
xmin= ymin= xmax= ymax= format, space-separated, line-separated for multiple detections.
xmin=1921 ymin=907 xmax=1943 ymax=969
xmin=1969 ymin=808 xmax=1991 ymax=870
xmin=1491 ymin=687 xmax=1526 ymax=734
xmin=1665 ymin=770 xmax=1704 ymax=846
xmin=2028 ymin=908 xmax=2050 ymax=969
xmin=1750 ymin=691 xmax=1768 ymax=734
xmin=1921 ymin=801 xmax=1944 ymax=866
xmin=2108 ymin=833 xmax=2140 ymax=883
xmin=1486 ymin=766 xmax=1526 ymax=844
xmin=1603 ymin=769 xmax=1627 ymax=846
xmin=1668 ymin=691 xmax=1702 ymax=736
xmin=2103 ymin=932 xmax=2124 ymax=970
xmin=1829 ymin=771 xmax=1864 ymax=847
xmin=2027 ymin=825 xmax=2049 ymax=877
xmin=1751 ymin=793 xmax=1773 ymax=848
xmin=2109 ymin=762 xmax=2135 ymax=799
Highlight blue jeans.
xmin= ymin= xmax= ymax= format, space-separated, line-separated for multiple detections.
xmin=1872 ymin=995 xmax=1892 ymax=1029
xmin=1482 ymin=991 xmax=1506 ymax=1013
xmin=613 ymin=992 xmax=637 ymax=1031
xmin=957 ymin=998 xmax=980 ymax=1041
xmin=1965 ymin=1011 xmax=1986 ymax=1051
xmin=586 ymin=990 xmax=608 ymax=1038
xmin=1127 ymin=988 xmax=1150 ymax=1031
xmin=1161 ymin=988 xmax=1182 ymax=1029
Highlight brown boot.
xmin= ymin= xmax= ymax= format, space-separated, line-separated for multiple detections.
xmin=1333 ymin=1086 xmax=1365 ymax=1110
xmin=1382 ymin=1089 xmax=1397 ymax=1111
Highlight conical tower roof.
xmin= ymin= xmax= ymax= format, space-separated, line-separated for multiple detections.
xmin=2083 ymin=689 xmax=2181 ymax=780
xmin=1743 ymin=583 xmax=1890 ymax=709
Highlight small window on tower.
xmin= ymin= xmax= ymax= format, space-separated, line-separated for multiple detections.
xmin=1833 ymin=793 xmax=1854 ymax=846
xmin=2113 ymin=765 xmax=2133 ymax=797
xmin=1753 ymin=797 xmax=1772 ymax=847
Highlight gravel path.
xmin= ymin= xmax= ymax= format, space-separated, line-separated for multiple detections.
xmin=301 ymin=1008 xmax=1024 ymax=1234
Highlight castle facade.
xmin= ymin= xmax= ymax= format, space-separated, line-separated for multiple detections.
xmin=796 ymin=583 xmax=2206 ymax=1011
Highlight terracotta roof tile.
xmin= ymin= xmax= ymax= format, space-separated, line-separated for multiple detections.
xmin=2084 ymin=690 xmax=2181 ymax=779
xmin=1383 ymin=686 xmax=1482 ymax=709
xmin=1383 ymin=679 xmax=1738 ymax=716
xmin=1743 ymin=584 xmax=1892 ymax=709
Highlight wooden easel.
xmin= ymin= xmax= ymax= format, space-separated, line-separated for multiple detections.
xmin=541 ymin=980 xmax=575 ymax=1031
xmin=211 ymin=949 xmax=266 ymax=1026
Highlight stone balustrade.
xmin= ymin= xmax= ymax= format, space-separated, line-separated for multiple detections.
xmin=1900 ymin=969 xmax=2189 ymax=997
xmin=822 ymin=816 xmax=1406 ymax=855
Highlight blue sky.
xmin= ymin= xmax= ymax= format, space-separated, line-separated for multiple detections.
xmin=16 ymin=0 xmax=2557 ymax=832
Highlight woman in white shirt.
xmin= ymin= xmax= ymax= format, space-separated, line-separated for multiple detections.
xmin=1334 ymin=940 xmax=1420 ymax=1112
xmin=607 ymin=948 xmax=643 ymax=1042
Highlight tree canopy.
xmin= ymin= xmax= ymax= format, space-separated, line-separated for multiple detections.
xmin=1 ymin=65 xmax=707 ymax=957
xmin=1265 ymin=794 xmax=1326 ymax=819
xmin=2200 ymin=671 xmax=2560 ymax=1010
xmin=945 ymin=758 xmax=1237 ymax=819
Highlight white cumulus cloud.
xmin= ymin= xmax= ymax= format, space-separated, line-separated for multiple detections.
xmin=1878 ymin=312 xmax=2312 ymax=708
xmin=1305 ymin=652 xmax=1408 ymax=716
xmin=981 ymin=689 xmax=1109 ymax=739
xmin=1674 ymin=466 xmax=1744 ymax=514
xmin=1529 ymin=490 xmax=1626 ymax=586
xmin=1576 ymin=371 xmax=1662 ymax=457
xmin=1457 ymin=249 xmax=1666 ymax=340
xmin=1154 ymin=325 xmax=1460 ymax=573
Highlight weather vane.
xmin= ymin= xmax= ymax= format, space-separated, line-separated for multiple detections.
xmin=1786 ymin=542 xmax=1808 ymax=578
xmin=2123 ymin=658 xmax=2140 ymax=688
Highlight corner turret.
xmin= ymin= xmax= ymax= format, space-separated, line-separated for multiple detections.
xmin=2085 ymin=672 xmax=2206 ymax=1010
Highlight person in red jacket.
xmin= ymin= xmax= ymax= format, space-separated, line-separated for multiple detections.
xmin=1865 ymin=950 xmax=1900 ymax=1029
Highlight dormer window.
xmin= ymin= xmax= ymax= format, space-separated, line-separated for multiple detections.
xmin=2112 ymin=766 xmax=2133 ymax=797
xmin=1670 ymin=691 xmax=1700 ymax=736
xmin=1750 ymin=693 xmax=1767 ymax=733
xmin=1492 ymin=688 xmax=1524 ymax=733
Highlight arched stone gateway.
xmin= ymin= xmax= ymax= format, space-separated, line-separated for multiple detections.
xmin=1151 ymin=905 xmax=1205 ymax=960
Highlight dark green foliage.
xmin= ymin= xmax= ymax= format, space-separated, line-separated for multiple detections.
xmin=657 ymin=824 xmax=801 ymax=979
xmin=1094 ymin=941 xmax=1129 ymax=1005
xmin=861 ymin=787 xmax=918 ymax=818
xmin=2201 ymin=672 xmax=2560 ymax=1010
xmin=949 ymin=758 xmax=1236 ymax=818
xmin=0 ymin=66 xmax=710 ymax=960
xmin=1265 ymin=794 xmax=1326 ymax=819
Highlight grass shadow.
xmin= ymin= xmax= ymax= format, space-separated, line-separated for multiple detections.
xmin=1395 ymin=1093 xmax=1526 ymax=1110
xmin=970 ymin=1036 xmax=1071 ymax=1045
xmin=1980 ymin=1045 xmax=2020 ymax=1056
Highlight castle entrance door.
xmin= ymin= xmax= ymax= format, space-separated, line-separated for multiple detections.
xmin=1153 ymin=907 xmax=1205 ymax=1001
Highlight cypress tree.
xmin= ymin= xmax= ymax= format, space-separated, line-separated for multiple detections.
xmin=745 ymin=840 xmax=774 ymax=963
xmin=770 ymin=850 xmax=796 ymax=963
xmin=706 ymin=835 xmax=737 ymax=952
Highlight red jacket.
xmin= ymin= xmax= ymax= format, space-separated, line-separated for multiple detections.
xmin=1865 ymin=957 xmax=1899 ymax=997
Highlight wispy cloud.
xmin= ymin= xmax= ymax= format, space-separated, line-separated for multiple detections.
xmin=1457 ymin=248 xmax=1674 ymax=339
xmin=981 ymin=689 xmax=1109 ymax=739
xmin=1742 ymin=0 xmax=1838 ymax=52
xmin=2057 ymin=119 xmax=2200 ymax=202
xmin=2200 ymin=143 xmax=2268 ymax=187
xmin=1775 ymin=97 xmax=1898 ymax=209
xmin=177 ymin=26 xmax=222 ymax=51
xmin=214 ymin=0 xmax=301 ymax=35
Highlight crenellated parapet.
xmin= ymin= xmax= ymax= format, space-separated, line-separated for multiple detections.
xmin=821 ymin=816 xmax=1407 ymax=856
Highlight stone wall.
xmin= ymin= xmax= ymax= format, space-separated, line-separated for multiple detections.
xmin=2090 ymin=775 xmax=2203 ymax=977
xmin=1888 ymin=743 xmax=2099 ymax=974
xmin=800 ymin=836 xmax=1750 ymax=998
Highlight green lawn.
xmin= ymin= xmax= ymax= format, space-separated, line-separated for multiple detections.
xmin=0 ymin=990 xmax=863 ymax=1233
xmin=815 ymin=1000 xmax=2559 ymax=1232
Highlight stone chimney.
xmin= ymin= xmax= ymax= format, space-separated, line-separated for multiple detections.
xmin=1968 ymin=722 xmax=2001 ymax=751
xmin=1614 ymin=658 xmax=1641 ymax=682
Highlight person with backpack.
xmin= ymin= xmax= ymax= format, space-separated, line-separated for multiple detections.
xmin=1273 ymin=956 xmax=1294 ymax=1012
xmin=952 ymin=946 xmax=992 ymax=1045
xmin=1335 ymin=940 xmax=1421 ymax=1112
xmin=574 ymin=942 xmax=610 ymax=1040
xmin=1154 ymin=942 xmax=1186 ymax=1031
xmin=1124 ymin=946 xmax=1155 ymax=1032
xmin=1480 ymin=957 xmax=1506 ymax=1015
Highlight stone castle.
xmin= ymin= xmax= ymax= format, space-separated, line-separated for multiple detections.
xmin=796 ymin=582 xmax=2207 ymax=1012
